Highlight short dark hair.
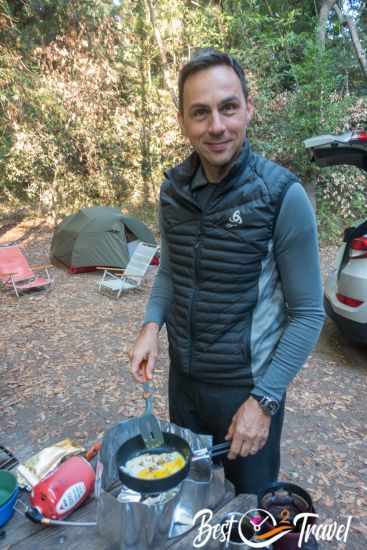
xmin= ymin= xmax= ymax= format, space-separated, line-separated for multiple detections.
xmin=178 ymin=48 xmax=249 ymax=113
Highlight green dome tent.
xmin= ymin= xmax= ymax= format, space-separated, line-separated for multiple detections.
xmin=50 ymin=206 xmax=156 ymax=273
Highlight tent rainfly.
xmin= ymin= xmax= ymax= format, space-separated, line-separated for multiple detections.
xmin=50 ymin=206 xmax=156 ymax=273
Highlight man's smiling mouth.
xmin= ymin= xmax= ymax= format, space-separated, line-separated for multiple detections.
xmin=206 ymin=141 xmax=231 ymax=151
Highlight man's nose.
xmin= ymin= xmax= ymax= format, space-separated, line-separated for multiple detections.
xmin=208 ymin=111 xmax=225 ymax=134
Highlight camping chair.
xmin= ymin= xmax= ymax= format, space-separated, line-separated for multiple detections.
xmin=97 ymin=242 xmax=158 ymax=299
xmin=0 ymin=245 xmax=53 ymax=298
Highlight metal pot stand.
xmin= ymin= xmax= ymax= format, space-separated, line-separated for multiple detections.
xmin=97 ymin=418 xmax=234 ymax=550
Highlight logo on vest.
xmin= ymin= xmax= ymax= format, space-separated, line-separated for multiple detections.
xmin=226 ymin=209 xmax=243 ymax=228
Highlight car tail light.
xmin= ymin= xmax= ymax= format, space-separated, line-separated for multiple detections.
xmin=351 ymin=236 xmax=367 ymax=250
xmin=351 ymin=130 xmax=367 ymax=142
xmin=349 ymin=236 xmax=367 ymax=259
xmin=336 ymin=293 xmax=364 ymax=307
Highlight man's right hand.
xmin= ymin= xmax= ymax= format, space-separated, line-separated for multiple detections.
xmin=129 ymin=322 xmax=160 ymax=383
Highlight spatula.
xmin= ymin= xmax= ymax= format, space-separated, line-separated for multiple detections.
xmin=138 ymin=362 xmax=164 ymax=449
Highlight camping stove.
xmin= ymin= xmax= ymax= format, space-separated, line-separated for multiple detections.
xmin=96 ymin=418 xmax=235 ymax=550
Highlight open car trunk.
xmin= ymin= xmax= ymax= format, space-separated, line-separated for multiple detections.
xmin=304 ymin=131 xmax=367 ymax=172
xmin=305 ymin=130 xmax=367 ymax=278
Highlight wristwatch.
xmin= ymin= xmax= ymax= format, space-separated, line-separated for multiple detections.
xmin=250 ymin=394 xmax=280 ymax=416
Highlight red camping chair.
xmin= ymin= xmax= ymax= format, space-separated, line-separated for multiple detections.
xmin=0 ymin=245 xmax=53 ymax=298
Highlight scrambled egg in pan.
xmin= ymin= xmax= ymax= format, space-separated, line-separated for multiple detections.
xmin=124 ymin=451 xmax=186 ymax=480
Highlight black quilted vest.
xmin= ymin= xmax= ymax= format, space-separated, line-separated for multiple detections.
xmin=161 ymin=141 xmax=295 ymax=386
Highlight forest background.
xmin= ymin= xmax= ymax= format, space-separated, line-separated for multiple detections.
xmin=0 ymin=0 xmax=366 ymax=241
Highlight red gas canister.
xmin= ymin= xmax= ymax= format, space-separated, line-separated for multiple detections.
xmin=30 ymin=456 xmax=95 ymax=520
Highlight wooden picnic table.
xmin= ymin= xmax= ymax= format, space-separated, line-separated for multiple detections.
xmin=0 ymin=490 xmax=257 ymax=549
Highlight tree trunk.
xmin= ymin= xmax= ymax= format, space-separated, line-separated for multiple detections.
xmin=138 ymin=0 xmax=152 ymax=206
xmin=319 ymin=0 xmax=337 ymax=50
xmin=145 ymin=0 xmax=178 ymax=109
xmin=334 ymin=4 xmax=367 ymax=80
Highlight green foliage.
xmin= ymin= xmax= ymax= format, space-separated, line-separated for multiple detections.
xmin=0 ymin=0 xmax=366 ymax=236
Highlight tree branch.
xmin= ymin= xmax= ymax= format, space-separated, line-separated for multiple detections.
xmin=319 ymin=0 xmax=337 ymax=50
xmin=145 ymin=0 xmax=178 ymax=108
xmin=334 ymin=4 xmax=367 ymax=79
xmin=262 ymin=0 xmax=274 ymax=17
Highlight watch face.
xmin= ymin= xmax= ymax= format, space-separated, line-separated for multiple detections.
xmin=252 ymin=394 xmax=280 ymax=415
xmin=268 ymin=400 xmax=279 ymax=415
xmin=261 ymin=397 xmax=279 ymax=416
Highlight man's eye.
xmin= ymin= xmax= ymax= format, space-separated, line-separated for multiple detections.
xmin=192 ymin=109 xmax=207 ymax=119
xmin=222 ymin=103 xmax=237 ymax=113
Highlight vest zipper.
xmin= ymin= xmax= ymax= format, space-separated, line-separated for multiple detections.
xmin=189 ymin=217 xmax=204 ymax=375
xmin=188 ymin=183 xmax=217 ymax=375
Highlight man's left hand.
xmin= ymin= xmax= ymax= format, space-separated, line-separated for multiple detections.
xmin=225 ymin=396 xmax=271 ymax=459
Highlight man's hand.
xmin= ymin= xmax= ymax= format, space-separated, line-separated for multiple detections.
xmin=129 ymin=322 xmax=160 ymax=383
xmin=225 ymin=396 xmax=271 ymax=459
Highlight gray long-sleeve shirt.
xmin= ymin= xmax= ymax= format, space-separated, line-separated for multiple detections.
xmin=144 ymin=179 xmax=325 ymax=401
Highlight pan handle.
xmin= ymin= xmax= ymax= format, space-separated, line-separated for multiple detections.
xmin=192 ymin=441 xmax=231 ymax=462
xmin=141 ymin=360 xmax=157 ymax=414
xmin=210 ymin=441 xmax=231 ymax=458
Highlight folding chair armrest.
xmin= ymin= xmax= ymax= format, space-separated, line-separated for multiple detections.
xmin=96 ymin=266 xmax=126 ymax=273
xmin=30 ymin=263 xmax=53 ymax=270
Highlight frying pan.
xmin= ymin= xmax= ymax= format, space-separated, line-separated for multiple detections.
xmin=116 ymin=432 xmax=230 ymax=494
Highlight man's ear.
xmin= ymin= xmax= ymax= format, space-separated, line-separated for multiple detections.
xmin=177 ymin=111 xmax=186 ymax=137
xmin=246 ymin=96 xmax=254 ymax=123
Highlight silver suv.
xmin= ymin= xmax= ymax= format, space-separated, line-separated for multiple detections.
xmin=304 ymin=130 xmax=367 ymax=343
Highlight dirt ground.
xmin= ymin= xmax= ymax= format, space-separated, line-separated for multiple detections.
xmin=1 ymin=217 xmax=366 ymax=549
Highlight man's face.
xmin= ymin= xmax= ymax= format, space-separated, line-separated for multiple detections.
xmin=178 ymin=64 xmax=254 ymax=182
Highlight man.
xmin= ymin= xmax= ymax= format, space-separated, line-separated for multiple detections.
xmin=130 ymin=49 xmax=325 ymax=495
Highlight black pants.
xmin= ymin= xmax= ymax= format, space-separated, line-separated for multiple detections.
xmin=169 ymin=368 xmax=285 ymax=496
